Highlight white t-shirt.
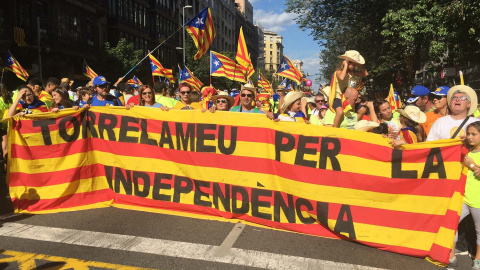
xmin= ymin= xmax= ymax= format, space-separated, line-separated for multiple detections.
xmin=426 ymin=115 xmax=480 ymax=141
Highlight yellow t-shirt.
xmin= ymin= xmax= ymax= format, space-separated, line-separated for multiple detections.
xmin=172 ymin=101 xmax=203 ymax=110
xmin=465 ymin=151 xmax=480 ymax=208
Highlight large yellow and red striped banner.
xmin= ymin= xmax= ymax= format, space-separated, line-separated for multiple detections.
xmin=7 ymin=107 xmax=466 ymax=265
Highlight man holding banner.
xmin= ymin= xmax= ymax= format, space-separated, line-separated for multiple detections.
xmin=90 ymin=76 xmax=122 ymax=107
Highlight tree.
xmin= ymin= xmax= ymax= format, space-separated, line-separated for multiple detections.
xmin=286 ymin=0 xmax=480 ymax=94
xmin=96 ymin=39 xmax=145 ymax=83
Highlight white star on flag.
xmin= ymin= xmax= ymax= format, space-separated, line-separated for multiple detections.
xmin=280 ymin=62 xmax=287 ymax=69
xmin=196 ymin=18 xmax=204 ymax=26
xmin=214 ymin=60 xmax=220 ymax=66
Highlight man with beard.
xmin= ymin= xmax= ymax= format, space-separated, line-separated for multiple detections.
xmin=89 ymin=76 xmax=122 ymax=107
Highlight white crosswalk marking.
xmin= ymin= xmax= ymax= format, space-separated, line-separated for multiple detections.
xmin=0 ymin=222 xmax=386 ymax=270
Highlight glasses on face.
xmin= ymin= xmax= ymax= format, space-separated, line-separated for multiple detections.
xmin=97 ymin=85 xmax=108 ymax=89
xmin=142 ymin=91 xmax=153 ymax=96
xmin=241 ymin=93 xmax=253 ymax=98
xmin=315 ymin=99 xmax=325 ymax=103
xmin=216 ymin=99 xmax=227 ymax=104
xmin=180 ymin=91 xmax=191 ymax=95
xmin=451 ymin=96 xmax=468 ymax=101
xmin=25 ymin=93 xmax=34 ymax=97
xmin=433 ymin=95 xmax=446 ymax=100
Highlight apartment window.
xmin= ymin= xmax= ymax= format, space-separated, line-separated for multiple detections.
xmin=270 ymin=44 xmax=272 ymax=49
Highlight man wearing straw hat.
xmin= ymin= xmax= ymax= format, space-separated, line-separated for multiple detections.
xmin=427 ymin=85 xmax=479 ymax=141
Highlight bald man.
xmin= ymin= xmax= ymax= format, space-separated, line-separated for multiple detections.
xmin=324 ymin=87 xmax=359 ymax=129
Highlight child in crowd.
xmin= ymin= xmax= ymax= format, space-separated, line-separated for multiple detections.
xmin=389 ymin=105 xmax=426 ymax=147
xmin=274 ymin=91 xmax=309 ymax=123
xmin=451 ymin=121 xmax=480 ymax=269
xmin=76 ymin=88 xmax=92 ymax=108
xmin=329 ymin=50 xmax=368 ymax=128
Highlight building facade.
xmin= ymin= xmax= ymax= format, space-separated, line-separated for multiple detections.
xmin=255 ymin=25 xmax=265 ymax=72
xmin=0 ymin=0 xmax=182 ymax=84
xmin=263 ymin=30 xmax=283 ymax=71
xmin=0 ymin=0 xmax=259 ymax=87
xmin=234 ymin=0 xmax=253 ymax=23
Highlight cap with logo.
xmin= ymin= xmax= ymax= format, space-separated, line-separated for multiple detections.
xmin=406 ymin=85 xmax=430 ymax=103
xmin=433 ymin=86 xmax=450 ymax=96
xmin=93 ymin=76 xmax=110 ymax=86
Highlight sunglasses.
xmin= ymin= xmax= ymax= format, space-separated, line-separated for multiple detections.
xmin=432 ymin=95 xmax=446 ymax=100
xmin=180 ymin=91 xmax=191 ymax=95
xmin=315 ymin=100 xmax=325 ymax=103
xmin=216 ymin=99 xmax=227 ymax=104
xmin=142 ymin=91 xmax=153 ymax=96
xmin=97 ymin=85 xmax=108 ymax=89
xmin=241 ymin=94 xmax=253 ymax=98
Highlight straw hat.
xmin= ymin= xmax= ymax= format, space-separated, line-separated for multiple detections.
xmin=211 ymin=92 xmax=235 ymax=108
xmin=241 ymin=83 xmax=256 ymax=96
xmin=276 ymin=85 xmax=286 ymax=92
xmin=397 ymin=105 xmax=427 ymax=124
xmin=447 ymin=85 xmax=478 ymax=116
xmin=338 ymin=50 xmax=365 ymax=65
xmin=354 ymin=120 xmax=380 ymax=132
xmin=280 ymin=91 xmax=305 ymax=113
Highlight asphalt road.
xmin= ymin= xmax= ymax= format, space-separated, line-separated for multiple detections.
xmin=0 ymin=174 xmax=470 ymax=270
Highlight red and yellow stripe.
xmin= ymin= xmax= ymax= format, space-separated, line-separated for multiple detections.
xmin=211 ymin=51 xmax=247 ymax=83
xmin=7 ymin=108 xmax=465 ymax=265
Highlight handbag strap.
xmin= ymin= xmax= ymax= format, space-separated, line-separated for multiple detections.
xmin=451 ymin=116 xmax=470 ymax=139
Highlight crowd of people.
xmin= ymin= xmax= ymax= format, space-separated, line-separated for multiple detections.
xmin=1 ymin=49 xmax=480 ymax=268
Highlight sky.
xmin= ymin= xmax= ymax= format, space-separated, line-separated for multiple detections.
xmin=251 ymin=0 xmax=322 ymax=89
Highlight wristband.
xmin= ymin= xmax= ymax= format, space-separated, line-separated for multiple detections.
xmin=470 ymin=163 xmax=475 ymax=169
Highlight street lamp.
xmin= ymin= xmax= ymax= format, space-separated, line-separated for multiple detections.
xmin=182 ymin=5 xmax=193 ymax=67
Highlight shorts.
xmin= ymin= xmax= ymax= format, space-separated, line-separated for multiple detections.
xmin=332 ymin=98 xmax=342 ymax=110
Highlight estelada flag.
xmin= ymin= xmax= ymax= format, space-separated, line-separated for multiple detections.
xmin=180 ymin=66 xmax=203 ymax=91
xmin=83 ymin=60 xmax=98 ymax=80
xmin=387 ymin=84 xmax=398 ymax=112
xmin=210 ymin=51 xmax=246 ymax=83
xmin=127 ymin=76 xmax=143 ymax=87
xmin=185 ymin=7 xmax=215 ymax=60
xmin=4 ymin=50 xmax=29 ymax=81
xmin=236 ymin=27 xmax=254 ymax=79
xmin=149 ymin=54 xmax=174 ymax=83
xmin=258 ymin=73 xmax=273 ymax=95
xmin=276 ymin=55 xmax=303 ymax=84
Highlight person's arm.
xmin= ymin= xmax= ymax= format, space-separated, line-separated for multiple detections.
xmin=114 ymin=77 xmax=124 ymax=87
xmin=352 ymin=64 xmax=368 ymax=78
xmin=336 ymin=60 xmax=349 ymax=81
xmin=366 ymin=101 xmax=378 ymax=122
xmin=7 ymin=88 xmax=26 ymax=117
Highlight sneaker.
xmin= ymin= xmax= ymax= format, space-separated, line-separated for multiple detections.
xmin=456 ymin=248 xmax=469 ymax=255
xmin=473 ymin=259 xmax=480 ymax=270
xmin=447 ymin=256 xmax=458 ymax=268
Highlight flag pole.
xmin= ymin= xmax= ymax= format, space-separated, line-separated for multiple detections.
xmin=209 ymin=51 xmax=212 ymax=86
xmin=0 ymin=68 xmax=4 ymax=84
xmin=122 ymin=25 xmax=184 ymax=79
